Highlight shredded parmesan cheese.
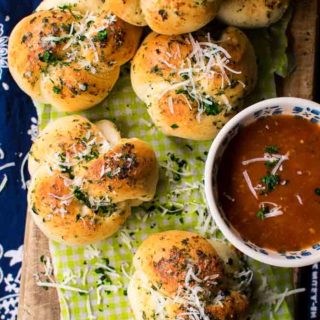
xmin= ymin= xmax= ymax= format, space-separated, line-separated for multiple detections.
xmin=271 ymin=153 xmax=289 ymax=175
xmin=295 ymin=194 xmax=303 ymax=205
xmin=159 ymin=32 xmax=243 ymax=119
xmin=259 ymin=202 xmax=283 ymax=219
xmin=36 ymin=281 xmax=89 ymax=293
xmin=243 ymin=170 xmax=258 ymax=199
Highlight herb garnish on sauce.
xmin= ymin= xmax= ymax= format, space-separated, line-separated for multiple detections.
xmin=261 ymin=174 xmax=280 ymax=192
xmin=265 ymin=145 xmax=279 ymax=154
xmin=256 ymin=206 xmax=269 ymax=220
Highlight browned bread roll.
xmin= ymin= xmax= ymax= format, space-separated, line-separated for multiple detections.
xmin=28 ymin=115 xmax=158 ymax=245
xmin=108 ymin=0 xmax=222 ymax=34
xmin=131 ymin=27 xmax=257 ymax=140
xmin=8 ymin=1 xmax=142 ymax=112
xmin=128 ymin=230 xmax=251 ymax=320
xmin=218 ymin=0 xmax=290 ymax=28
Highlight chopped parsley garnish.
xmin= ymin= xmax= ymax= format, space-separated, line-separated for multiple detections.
xmin=265 ymin=145 xmax=279 ymax=154
xmin=77 ymin=34 xmax=86 ymax=41
xmin=264 ymin=159 xmax=279 ymax=169
xmin=315 ymin=188 xmax=320 ymax=196
xmin=96 ymin=29 xmax=108 ymax=41
xmin=95 ymin=258 xmax=116 ymax=289
xmin=73 ymin=187 xmax=116 ymax=216
xmin=204 ymin=99 xmax=220 ymax=116
xmin=58 ymin=4 xmax=73 ymax=10
xmin=57 ymin=153 xmax=74 ymax=179
xmin=180 ymin=73 xmax=189 ymax=80
xmin=261 ymin=174 xmax=280 ymax=192
xmin=38 ymin=50 xmax=58 ymax=64
xmin=256 ymin=206 xmax=269 ymax=220
xmin=61 ymin=23 xmax=72 ymax=33
xmin=53 ymin=86 xmax=61 ymax=94
xmin=83 ymin=150 xmax=99 ymax=161
xmin=166 ymin=152 xmax=187 ymax=182
xmin=171 ymin=124 xmax=179 ymax=129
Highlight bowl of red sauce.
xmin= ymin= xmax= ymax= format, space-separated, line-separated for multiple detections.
xmin=205 ymin=97 xmax=320 ymax=267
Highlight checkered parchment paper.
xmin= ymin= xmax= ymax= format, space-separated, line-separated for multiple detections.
xmin=35 ymin=69 xmax=294 ymax=319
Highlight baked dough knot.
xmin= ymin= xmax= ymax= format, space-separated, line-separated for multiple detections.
xmin=108 ymin=0 xmax=222 ymax=35
xmin=131 ymin=27 xmax=257 ymax=140
xmin=28 ymin=115 xmax=158 ymax=245
xmin=128 ymin=230 xmax=251 ymax=320
xmin=8 ymin=3 xmax=141 ymax=111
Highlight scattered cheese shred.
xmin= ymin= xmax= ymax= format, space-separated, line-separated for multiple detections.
xmin=36 ymin=281 xmax=89 ymax=293
xmin=271 ymin=153 xmax=289 ymax=175
xmin=159 ymin=32 xmax=243 ymax=119
xmin=243 ymin=170 xmax=258 ymax=199
xmin=295 ymin=194 xmax=303 ymax=205
xmin=259 ymin=202 xmax=283 ymax=219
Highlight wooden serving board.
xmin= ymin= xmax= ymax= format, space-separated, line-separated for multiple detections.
xmin=18 ymin=1 xmax=319 ymax=319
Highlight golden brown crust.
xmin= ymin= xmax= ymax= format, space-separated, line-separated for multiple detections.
xmin=28 ymin=166 xmax=131 ymax=245
xmin=133 ymin=230 xmax=224 ymax=296
xmin=8 ymin=6 xmax=141 ymax=111
xmin=206 ymin=291 xmax=249 ymax=320
xmin=108 ymin=0 xmax=146 ymax=27
xmin=28 ymin=116 xmax=158 ymax=245
xmin=37 ymin=0 xmax=108 ymax=12
xmin=28 ymin=115 xmax=106 ymax=176
xmin=218 ymin=0 xmax=290 ymax=28
xmin=131 ymin=27 xmax=257 ymax=140
xmin=108 ymin=0 xmax=221 ymax=34
xmin=74 ymin=138 xmax=159 ymax=203
xmin=129 ymin=231 xmax=250 ymax=320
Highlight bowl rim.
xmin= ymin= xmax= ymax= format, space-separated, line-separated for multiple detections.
xmin=204 ymin=97 xmax=320 ymax=268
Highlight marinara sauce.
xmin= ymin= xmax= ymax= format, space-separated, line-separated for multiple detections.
xmin=218 ymin=115 xmax=320 ymax=252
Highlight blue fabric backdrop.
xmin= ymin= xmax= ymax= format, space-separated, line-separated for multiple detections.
xmin=0 ymin=1 xmax=40 ymax=319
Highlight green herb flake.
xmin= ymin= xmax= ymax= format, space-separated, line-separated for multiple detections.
xmin=53 ymin=86 xmax=61 ymax=94
xmin=265 ymin=145 xmax=279 ymax=154
xmin=171 ymin=124 xmax=179 ymax=129
xmin=264 ymin=159 xmax=279 ymax=170
xmin=256 ymin=206 xmax=269 ymax=220
xmin=261 ymin=174 xmax=280 ymax=192
xmin=38 ymin=50 xmax=58 ymax=64
xmin=204 ymin=99 xmax=220 ymax=116
xmin=96 ymin=29 xmax=108 ymax=42
xmin=315 ymin=188 xmax=320 ymax=196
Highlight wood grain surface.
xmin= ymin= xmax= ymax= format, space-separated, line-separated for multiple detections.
xmin=17 ymin=1 xmax=319 ymax=319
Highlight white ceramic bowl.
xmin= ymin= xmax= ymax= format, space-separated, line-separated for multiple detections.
xmin=205 ymin=97 xmax=320 ymax=267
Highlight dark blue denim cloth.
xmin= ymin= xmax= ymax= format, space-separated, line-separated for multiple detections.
xmin=0 ymin=1 xmax=40 ymax=319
